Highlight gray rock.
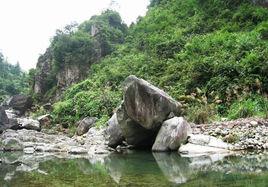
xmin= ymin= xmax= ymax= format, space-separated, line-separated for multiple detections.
xmin=152 ymin=117 xmax=191 ymax=152
xmin=0 ymin=106 xmax=9 ymax=133
xmin=188 ymin=134 xmax=231 ymax=149
xmin=8 ymin=95 xmax=33 ymax=114
xmin=76 ymin=117 xmax=97 ymax=136
xmin=17 ymin=118 xmax=41 ymax=131
xmin=178 ymin=143 xmax=231 ymax=156
xmin=123 ymin=75 xmax=182 ymax=130
xmin=105 ymin=113 xmax=124 ymax=148
xmin=117 ymin=104 xmax=157 ymax=147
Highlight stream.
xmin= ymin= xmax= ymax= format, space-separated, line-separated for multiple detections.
xmin=0 ymin=151 xmax=268 ymax=187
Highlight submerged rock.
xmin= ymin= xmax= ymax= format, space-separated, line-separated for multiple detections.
xmin=152 ymin=117 xmax=191 ymax=152
xmin=123 ymin=75 xmax=182 ymax=130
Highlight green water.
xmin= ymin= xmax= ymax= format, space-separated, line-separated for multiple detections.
xmin=0 ymin=151 xmax=268 ymax=187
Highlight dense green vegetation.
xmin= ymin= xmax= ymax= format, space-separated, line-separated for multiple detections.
xmin=31 ymin=10 xmax=128 ymax=99
xmin=0 ymin=52 xmax=29 ymax=102
xmin=46 ymin=0 xmax=268 ymax=126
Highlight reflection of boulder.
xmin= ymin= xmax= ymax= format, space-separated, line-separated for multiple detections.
xmin=153 ymin=152 xmax=232 ymax=184
xmin=153 ymin=153 xmax=191 ymax=184
xmin=104 ymin=152 xmax=170 ymax=186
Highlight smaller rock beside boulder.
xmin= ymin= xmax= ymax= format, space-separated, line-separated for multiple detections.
xmin=152 ymin=117 xmax=191 ymax=152
xmin=105 ymin=113 xmax=124 ymax=148
xmin=76 ymin=117 xmax=97 ymax=136
xmin=8 ymin=95 xmax=33 ymax=115
xmin=179 ymin=134 xmax=233 ymax=156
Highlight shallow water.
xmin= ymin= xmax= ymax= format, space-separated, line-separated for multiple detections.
xmin=0 ymin=151 xmax=268 ymax=187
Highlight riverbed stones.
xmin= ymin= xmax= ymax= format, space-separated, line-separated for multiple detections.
xmin=123 ymin=75 xmax=182 ymax=130
xmin=152 ymin=117 xmax=191 ymax=152
xmin=76 ymin=117 xmax=97 ymax=136
xmin=8 ymin=95 xmax=33 ymax=115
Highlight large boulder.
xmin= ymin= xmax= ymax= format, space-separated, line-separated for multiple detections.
xmin=117 ymin=104 xmax=157 ymax=147
xmin=123 ymin=75 xmax=182 ymax=130
xmin=105 ymin=113 xmax=124 ymax=148
xmin=8 ymin=95 xmax=33 ymax=114
xmin=76 ymin=117 xmax=97 ymax=136
xmin=152 ymin=117 xmax=191 ymax=152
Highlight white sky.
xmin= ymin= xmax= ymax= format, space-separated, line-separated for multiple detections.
xmin=0 ymin=0 xmax=150 ymax=71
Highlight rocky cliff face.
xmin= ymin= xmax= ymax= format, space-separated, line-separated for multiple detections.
xmin=33 ymin=10 xmax=127 ymax=102
xmin=33 ymin=48 xmax=53 ymax=95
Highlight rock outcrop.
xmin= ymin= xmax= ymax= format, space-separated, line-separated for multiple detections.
xmin=33 ymin=48 xmax=53 ymax=95
xmin=8 ymin=95 xmax=32 ymax=115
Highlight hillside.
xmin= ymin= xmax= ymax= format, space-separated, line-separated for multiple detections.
xmin=32 ymin=0 xmax=268 ymax=128
xmin=32 ymin=10 xmax=127 ymax=101
xmin=0 ymin=52 xmax=29 ymax=102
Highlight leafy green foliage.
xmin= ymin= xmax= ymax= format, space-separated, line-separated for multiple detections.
xmin=52 ymin=0 xmax=268 ymax=126
xmin=0 ymin=52 xmax=29 ymax=102
xmin=227 ymin=95 xmax=268 ymax=119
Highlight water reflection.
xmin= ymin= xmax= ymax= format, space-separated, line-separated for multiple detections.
xmin=0 ymin=151 xmax=268 ymax=186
